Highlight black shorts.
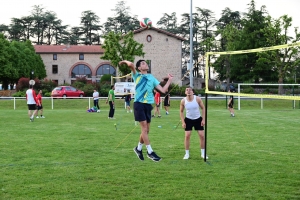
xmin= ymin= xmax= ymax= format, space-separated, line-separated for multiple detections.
xmin=156 ymin=103 xmax=160 ymax=107
xmin=185 ymin=117 xmax=204 ymax=131
xmin=164 ymin=98 xmax=170 ymax=106
xmin=28 ymin=104 xmax=37 ymax=110
xmin=228 ymin=103 xmax=234 ymax=108
xmin=37 ymin=104 xmax=43 ymax=110
xmin=134 ymin=102 xmax=153 ymax=123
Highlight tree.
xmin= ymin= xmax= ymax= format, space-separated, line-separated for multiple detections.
xmin=0 ymin=34 xmax=14 ymax=90
xmin=101 ymin=31 xmax=144 ymax=75
xmin=213 ymin=23 xmax=242 ymax=85
xmin=156 ymin=12 xmax=179 ymax=34
xmin=215 ymin=7 xmax=242 ymax=51
xmin=31 ymin=5 xmax=45 ymax=44
xmin=79 ymin=10 xmax=102 ymax=45
xmin=0 ymin=34 xmax=46 ymax=89
xmin=257 ymin=15 xmax=300 ymax=94
xmin=102 ymin=1 xmax=140 ymax=34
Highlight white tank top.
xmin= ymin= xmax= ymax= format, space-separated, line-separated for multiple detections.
xmin=26 ymin=89 xmax=36 ymax=104
xmin=184 ymin=95 xmax=201 ymax=119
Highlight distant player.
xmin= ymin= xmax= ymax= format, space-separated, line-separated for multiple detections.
xmin=228 ymin=89 xmax=235 ymax=117
xmin=36 ymin=90 xmax=45 ymax=118
xmin=26 ymin=85 xmax=39 ymax=122
xmin=125 ymin=93 xmax=132 ymax=113
xmin=163 ymin=91 xmax=170 ymax=115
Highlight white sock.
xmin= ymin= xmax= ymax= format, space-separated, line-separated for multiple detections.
xmin=137 ymin=142 xmax=143 ymax=151
xmin=201 ymin=149 xmax=205 ymax=155
xmin=185 ymin=150 xmax=189 ymax=155
xmin=31 ymin=115 xmax=34 ymax=118
xmin=146 ymin=145 xmax=153 ymax=154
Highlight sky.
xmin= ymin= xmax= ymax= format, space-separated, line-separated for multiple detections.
xmin=1 ymin=0 xmax=300 ymax=34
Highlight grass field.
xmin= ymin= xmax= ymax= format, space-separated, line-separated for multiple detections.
xmin=0 ymin=98 xmax=299 ymax=199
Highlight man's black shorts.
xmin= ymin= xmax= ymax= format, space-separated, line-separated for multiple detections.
xmin=28 ymin=104 xmax=37 ymax=110
xmin=185 ymin=117 xmax=204 ymax=131
xmin=134 ymin=102 xmax=153 ymax=123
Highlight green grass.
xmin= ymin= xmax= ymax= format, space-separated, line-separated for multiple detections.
xmin=0 ymin=98 xmax=300 ymax=199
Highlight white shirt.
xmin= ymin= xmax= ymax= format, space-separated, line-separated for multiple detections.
xmin=26 ymin=89 xmax=37 ymax=104
xmin=184 ymin=95 xmax=201 ymax=119
xmin=93 ymin=91 xmax=99 ymax=100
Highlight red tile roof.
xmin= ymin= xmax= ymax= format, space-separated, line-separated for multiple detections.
xmin=34 ymin=45 xmax=104 ymax=54
xmin=133 ymin=27 xmax=186 ymax=41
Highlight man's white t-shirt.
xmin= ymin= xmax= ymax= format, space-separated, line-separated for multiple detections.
xmin=93 ymin=91 xmax=99 ymax=100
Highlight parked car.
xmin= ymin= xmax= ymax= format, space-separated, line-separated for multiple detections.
xmin=51 ymin=86 xmax=84 ymax=98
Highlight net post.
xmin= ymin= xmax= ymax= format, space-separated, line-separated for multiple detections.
xmin=238 ymin=84 xmax=241 ymax=110
xmin=204 ymin=93 xmax=208 ymax=162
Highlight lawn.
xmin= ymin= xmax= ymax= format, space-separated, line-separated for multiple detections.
xmin=0 ymin=98 xmax=299 ymax=199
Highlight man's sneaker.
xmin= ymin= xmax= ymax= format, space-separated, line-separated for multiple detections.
xmin=133 ymin=147 xmax=144 ymax=161
xmin=41 ymin=116 xmax=45 ymax=118
xmin=36 ymin=116 xmax=39 ymax=118
xmin=151 ymin=115 xmax=155 ymax=118
xmin=30 ymin=117 xmax=34 ymax=122
xmin=158 ymin=115 xmax=161 ymax=118
xmin=147 ymin=151 xmax=161 ymax=162
xmin=201 ymin=154 xmax=208 ymax=159
xmin=183 ymin=154 xmax=189 ymax=160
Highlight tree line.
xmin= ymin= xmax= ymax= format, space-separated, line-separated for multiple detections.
xmin=1 ymin=0 xmax=300 ymax=94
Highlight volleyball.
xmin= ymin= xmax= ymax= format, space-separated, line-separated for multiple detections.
xmin=140 ymin=18 xmax=152 ymax=28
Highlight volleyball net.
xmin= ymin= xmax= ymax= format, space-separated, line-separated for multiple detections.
xmin=205 ymin=42 xmax=300 ymax=101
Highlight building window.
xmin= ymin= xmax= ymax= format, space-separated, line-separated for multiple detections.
xmin=146 ymin=60 xmax=151 ymax=73
xmin=79 ymin=53 xmax=84 ymax=60
xmin=146 ymin=35 xmax=152 ymax=42
xmin=96 ymin=64 xmax=116 ymax=78
xmin=52 ymin=65 xmax=58 ymax=74
xmin=71 ymin=64 xmax=91 ymax=78
xmin=53 ymin=54 xmax=57 ymax=60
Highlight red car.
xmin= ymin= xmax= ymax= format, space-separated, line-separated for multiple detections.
xmin=51 ymin=86 xmax=84 ymax=98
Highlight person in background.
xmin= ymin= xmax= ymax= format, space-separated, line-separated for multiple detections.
xmin=228 ymin=89 xmax=235 ymax=117
xmin=119 ymin=59 xmax=173 ymax=162
xmin=125 ymin=93 xmax=132 ymax=113
xmin=36 ymin=90 xmax=45 ymax=118
xmin=163 ymin=91 xmax=170 ymax=115
xmin=93 ymin=89 xmax=100 ymax=111
xmin=26 ymin=84 xmax=39 ymax=122
xmin=180 ymin=86 xmax=207 ymax=160
xmin=153 ymin=89 xmax=161 ymax=118
xmin=106 ymin=85 xmax=115 ymax=119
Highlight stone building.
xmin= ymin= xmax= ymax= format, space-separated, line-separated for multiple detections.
xmin=34 ymin=27 xmax=185 ymax=86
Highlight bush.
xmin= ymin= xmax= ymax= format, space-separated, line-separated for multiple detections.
xmin=101 ymin=74 xmax=113 ymax=84
xmin=72 ymin=81 xmax=85 ymax=90
xmin=12 ymin=91 xmax=26 ymax=97
xmin=243 ymin=87 xmax=254 ymax=94
xmin=44 ymin=92 xmax=51 ymax=97
xmin=16 ymin=77 xmax=30 ymax=91
xmin=99 ymin=83 xmax=111 ymax=97
xmin=40 ymin=79 xmax=57 ymax=93
xmin=83 ymin=83 xmax=95 ymax=97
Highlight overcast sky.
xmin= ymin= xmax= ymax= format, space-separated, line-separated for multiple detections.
xmin=1 ymin=0 xmax=299 ymax=34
